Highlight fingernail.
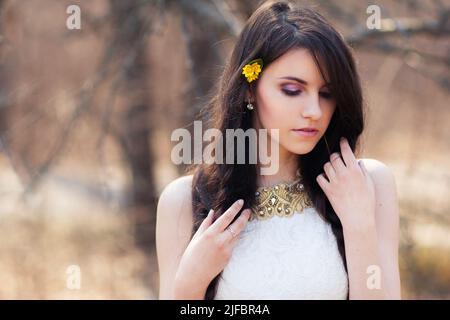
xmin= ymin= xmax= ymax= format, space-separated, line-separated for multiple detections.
xmin=238 ymin=199 xmax=244 ymax=205
xmin=208 ymin=209 xmax=214 ymax=217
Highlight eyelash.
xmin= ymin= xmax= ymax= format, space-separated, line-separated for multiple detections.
xmin=282 ymin=89 xmax=301 ymax=96
xmin=281 ymin=89 xmax=333 ymax=99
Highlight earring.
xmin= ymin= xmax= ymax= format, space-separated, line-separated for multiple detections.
xmin=246 ymin=102 xmax=254 ymax=110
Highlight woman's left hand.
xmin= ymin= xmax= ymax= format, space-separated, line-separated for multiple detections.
xmin=316 ymin=137 xmax=376 ymax=230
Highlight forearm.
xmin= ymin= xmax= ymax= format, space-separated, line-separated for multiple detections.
xmin=343 ymin=222 xmax=386 ymax=299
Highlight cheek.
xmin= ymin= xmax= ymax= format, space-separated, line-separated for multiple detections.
xmin=255 ymin=87 xmax=291 ymax=130
xmin=322 ymin=101 xmax=336 ymax=125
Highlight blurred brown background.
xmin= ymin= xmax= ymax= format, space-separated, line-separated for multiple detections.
xmin=0 ymin=0 xmax=448 ymax=299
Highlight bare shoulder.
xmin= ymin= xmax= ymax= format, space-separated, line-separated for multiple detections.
xmin=158 ymin=175 xmax=193 ymax=208
xmin=359 ymin=159 xmax=401 ymax=298
xmin=358 ymin=158 xmax=396 ymax=189
xmin=156 ymin=175 xmax=193 ymax=242
xmin=358 ymin=158 xmax=398 ymax=222
xmin=156 ymin=174 xmax=194 ymax=299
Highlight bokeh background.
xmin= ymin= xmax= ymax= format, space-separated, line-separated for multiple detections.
xmin=0 ymin=0 xmax=448 ymax=299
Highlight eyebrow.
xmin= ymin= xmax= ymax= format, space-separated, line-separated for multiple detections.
xmin=278 ymin=76 xmax=331 ymax=87
xmin=278 ymin=76 xmax=308 ymax=84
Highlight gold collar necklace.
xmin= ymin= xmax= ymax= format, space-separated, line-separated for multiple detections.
xmin=250 ymin=173 xmax=313 ymax=221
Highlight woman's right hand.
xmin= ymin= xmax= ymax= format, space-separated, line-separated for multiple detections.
xmin=174 ymin=199 xmax=252 ymax=295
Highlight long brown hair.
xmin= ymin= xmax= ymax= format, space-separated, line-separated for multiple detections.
xmin=187 ymin=0 xmax=364 ymax=299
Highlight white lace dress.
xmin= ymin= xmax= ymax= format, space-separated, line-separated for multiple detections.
xmin=214 ymin=206 xmax=349 ymax=299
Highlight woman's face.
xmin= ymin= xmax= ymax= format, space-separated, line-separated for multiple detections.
xmin=251 ymin=48 xmax=336 ymax=155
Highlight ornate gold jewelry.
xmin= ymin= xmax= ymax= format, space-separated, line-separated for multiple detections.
xmin=250 ymin=175 xmax=314 ymax=221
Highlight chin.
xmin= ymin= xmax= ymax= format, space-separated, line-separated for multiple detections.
xmin=284 ymin=142 xmax=317 ymax=155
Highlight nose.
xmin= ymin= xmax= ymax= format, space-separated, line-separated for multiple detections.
xmin=301 ymin=93 xmax=322 ymax=120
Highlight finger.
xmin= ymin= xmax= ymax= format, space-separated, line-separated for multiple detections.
xmin=220 ymin=208 xmax=252 ymax=243
xmin=210 ymin=199 xmax=245 ymax=234
xmin=316 ymin=173 xmax=330 ymax=192
xmin=340 ymin=137 xmax=357 ymax=168
xmin=197 ymin=209 xmax=214 ymax=234
xmin=329 ymin=152 xmax=346 ymax=173
xmin=323 ymin=161 xmax=336 ymax=181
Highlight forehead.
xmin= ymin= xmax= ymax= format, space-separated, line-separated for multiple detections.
xmin=263 ymin=48 xmax=328 ymax=85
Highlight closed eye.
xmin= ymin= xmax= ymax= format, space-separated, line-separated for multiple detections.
xmin=282 ymin=88 xmax=333 ymax=99
xmin=281 ymin=88 xmax=301 ymax=96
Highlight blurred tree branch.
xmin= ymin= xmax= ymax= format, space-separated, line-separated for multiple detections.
xmin=348 ymin=10 xmax=450 ymax=45
xmin=178 ymin=0 xmax=242 ymax=37
xmin=348 ymin=8 xmax=450 ymax=91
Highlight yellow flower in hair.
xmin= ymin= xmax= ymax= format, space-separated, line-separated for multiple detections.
xmin=242 ymin=58 xmax=263 ymax=83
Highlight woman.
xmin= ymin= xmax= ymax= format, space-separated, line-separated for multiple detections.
xmin=156 ymin=1 xmax=401 ymax=300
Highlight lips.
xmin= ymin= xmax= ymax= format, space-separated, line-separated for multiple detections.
xmin=291 ymin=127 xmax=319 ymax=137
xmin=292 ymin=128 xmax=319 ymax=132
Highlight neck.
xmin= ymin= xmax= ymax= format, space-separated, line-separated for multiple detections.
xmin=256 ymin=144 xmax=299 ymax=188
xmin=252 ymin=113 xmax=300 ymax=188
